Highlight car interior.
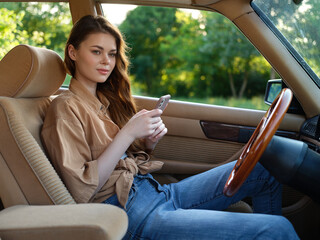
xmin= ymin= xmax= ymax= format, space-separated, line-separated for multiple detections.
xmin=0 ymin=0 xmax=320 ymax=239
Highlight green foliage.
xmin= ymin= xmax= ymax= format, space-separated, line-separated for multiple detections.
xmin=287 ymin=0 xmax=320 ymax=77
xmin=120 ymin=6 xmax=272 ymax=101
xmin=201 ymin=12 xmax=267 ymax=98
xmin=4 ymin=2 xmax=316 ymax=111
xmin=253 ymin=0 xmax=320 ymax=79
xmin=175 ymin=96 xmax=269 ymax=111
xmin=120 ymin=7 xmax=179 ymax=96
xmin=0 ymin=8 xmax=28 ymax=58
xmin=0 ymin=2 xmax=71 ymax=59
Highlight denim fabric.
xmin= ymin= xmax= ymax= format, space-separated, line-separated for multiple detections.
xmin=103 ymin=161 xmax=299 ymax=240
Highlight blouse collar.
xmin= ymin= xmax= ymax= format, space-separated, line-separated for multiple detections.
xmin=69 ymin=78 xmax=110 ymax=113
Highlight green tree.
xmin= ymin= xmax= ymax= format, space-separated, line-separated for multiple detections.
xmin=120 ymin=6 xmax=271 ymax=99
xmin=0 ymin=8 xmax=28 ymax=58
xmin=201 ymin=12 xmax=268 ymax=98
xmin=0 ymin=2 xmax=71 ymax=57
xmin=286 ymin=0 xmax=320 ymax=77
xmin=158 ymin=10 xmax=206 ymax=97
xmin=120 ymin=6 xmax=179 ymax=96
xmin=253 ymin=0 xmax=320 ymax=78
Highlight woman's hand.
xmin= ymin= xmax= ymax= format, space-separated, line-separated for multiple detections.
xmin=96 ymin=109 xmax=167 ymax=192
xmin=122 ymin=109 xmax=164 ymax=141
xmin=121 ymin=108 xmax=167 ymax=151
xmin=145 ymin=116 xmax=168 ymax=151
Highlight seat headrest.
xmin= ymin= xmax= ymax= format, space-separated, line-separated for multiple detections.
xmin=0 ymin=45 xmax=66 ymax=98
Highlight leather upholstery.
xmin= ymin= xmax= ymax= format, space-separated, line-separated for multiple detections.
xmin=0 ymin=45 xmax=73 ymax=207
xmin=0 ymin=204 xmax=128 ymax=240
xmin=0 ymin=45 xmax=65 ymax=98
xmin=0 ymin=45 xmax=128 ymax=239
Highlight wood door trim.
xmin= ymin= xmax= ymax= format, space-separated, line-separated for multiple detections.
xmin=200 ymin=120 xmax=299 ymax=143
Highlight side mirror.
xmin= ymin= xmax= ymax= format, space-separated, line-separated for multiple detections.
xmin=264 ymin=79 xmax=304 ymax=114
xmin=264 ymin=79 xmax=282 ymax=104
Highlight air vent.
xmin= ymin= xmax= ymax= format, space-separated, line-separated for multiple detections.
xmin=304 ymin=122 xmax=316 ymax=134
xmin=301 ymin=115 xmax=319 ymax=139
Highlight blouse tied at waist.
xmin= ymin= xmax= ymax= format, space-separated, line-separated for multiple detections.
xmin=93 ymin=151 xmax=163 ymax=208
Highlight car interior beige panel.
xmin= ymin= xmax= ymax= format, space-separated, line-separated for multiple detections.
xmin=232 ymin=12 xmax=320 ymax=117
xmin=151 ymin=134 xmax=243 ymax=177
xmin=96 ymin=2 xmax=103 ymax=15
xmin=135 ymin=96 xmax=305 ymax=132
xmin=102 ymin=0 xmax=223 ymax=9
xmin=137 ymin=92 xmax=304 ymax=175
xmin=69 ymin=0 xmax=97 ymax=23
xmin=154 ymin=135 xmax=243 ymax=163
xmin=153 ymin=142 xmax=243 ymax=175
xmin=151 ymin=113 xmax=245 ymax=174
xmin=194 ymin=0 xmax=221 ymax=4
xmin=209 ymin=0 xmax=253 ymax=21
xmin=100 ymin=0 xmax=213 ymax=11
xmin=162 ymin=116 xmax=206 ymax=139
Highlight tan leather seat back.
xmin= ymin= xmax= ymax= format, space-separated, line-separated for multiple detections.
xmin=0 ymin=45 xmax=75 ymax=208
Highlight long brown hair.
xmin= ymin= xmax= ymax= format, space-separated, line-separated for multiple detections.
xmin=65 ymin=15 xmax=145 ymax=152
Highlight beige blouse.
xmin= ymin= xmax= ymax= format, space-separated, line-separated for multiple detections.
xmin=41 ymin=78 xmax=163 ymax=207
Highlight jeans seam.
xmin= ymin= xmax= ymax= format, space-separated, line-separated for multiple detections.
xmin=248 ymin=177 xmax=277 ymax=214
xmin=187 ymin=177 xmax=271 ymax=210
xmin=126 ymin=186 xmax=136 ymax=211
xmin=188 ymin=192 xmax=225 ymax=209
xmin=126 ymin=177 xmax=167 ymax=239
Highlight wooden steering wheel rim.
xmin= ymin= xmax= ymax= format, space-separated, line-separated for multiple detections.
xmin=223 ymin=88 xmax=293 ymax=197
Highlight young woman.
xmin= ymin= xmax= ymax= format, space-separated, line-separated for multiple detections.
xmin=41 ymin=15 xmax=299 ymax=239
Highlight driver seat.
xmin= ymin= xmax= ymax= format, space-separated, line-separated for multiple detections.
xmin=0 ymin=44 xmax=73 ymax=206
xmin=0 ymin=45 xmax=128 ymax=240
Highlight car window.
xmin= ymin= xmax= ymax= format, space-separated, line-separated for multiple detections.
xmin=0 ymin=2 xmax=72 ymax=86
xmin=252 ymin=0 xmax=320 ymax=88
xmin=102 ymin=4 xmax=274 ymax=110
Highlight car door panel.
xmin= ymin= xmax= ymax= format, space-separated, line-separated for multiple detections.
xmin=134 ymin=96 xmax=305 ymax=181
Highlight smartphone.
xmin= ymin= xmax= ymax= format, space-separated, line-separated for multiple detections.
xmin=155 ymin=94 xmax=171 ymax=111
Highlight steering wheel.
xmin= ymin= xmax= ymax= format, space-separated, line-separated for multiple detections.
xmin=223 ymin=88 xmax=293 ymax=197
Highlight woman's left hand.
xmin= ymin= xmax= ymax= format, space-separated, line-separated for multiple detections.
xmin=145 ymin=117 xmax=167 ymax=151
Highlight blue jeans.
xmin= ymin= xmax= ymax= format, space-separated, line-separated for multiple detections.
xmin=103 ymin=161 xmax=299 ymax=239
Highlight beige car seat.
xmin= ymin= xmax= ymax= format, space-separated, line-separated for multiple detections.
xmin=0 ymin=45 xmax=128 ymax=240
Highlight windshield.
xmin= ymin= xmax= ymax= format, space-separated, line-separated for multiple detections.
xmin=252 ymin=0 xmax=320 ymax=87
